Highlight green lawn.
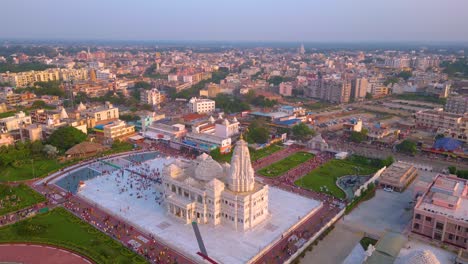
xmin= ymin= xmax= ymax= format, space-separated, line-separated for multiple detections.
xmin=211 ymin=144 xmax=283 ymax=163
xmin=295 ymin=159 xmax=380 ymax=199
xmin=0 ymin=184 xmax=46 ymax=216
xmin=0 ymin=159 xmax=65 ymax=182
xmin=250 ymin=145 xmax=282 ymax=161
xmin=258 ymin=152 xmax=314 ymax=177
xmin=0 ymin=208 xmax=147 ymax=264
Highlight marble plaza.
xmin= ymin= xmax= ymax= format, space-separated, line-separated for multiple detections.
xmin=77 ymin=154 xmax=322 ymax=263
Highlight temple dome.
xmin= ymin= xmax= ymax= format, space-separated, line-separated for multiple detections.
xmin=194 ymin=153 xmax=223 ymax=181
xmin=406 ymin=250 xmax=440 ymax=264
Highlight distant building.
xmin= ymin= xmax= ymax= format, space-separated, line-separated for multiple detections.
xmin=411 ymin=174 xmax=468 ymax=249
xmin=102 ymin=120 xmax=135 ymax=141
xmin=415 ymin=109 xmax=467 ymax=143
xmin=307 ymin=78 xmax=351 ymax=103
xmin=184 ymin=132 xmax=232 ymax=153
xmin=351 ymin=78 xmax=368 ymax=99
xmin=0 ymin=111 xmax=32 ymax=132
xmin=445 ymin=96 xmax=468 ymax=114
xmin=140 ymin=88 xmax=163 ymax=107
xmin=188 ymin=97 xmax=215 ymax=114
xmin=279 ymin=82 xmax=293 ymax=97
xmin=79 ymin=102 xmax=119 ymax=124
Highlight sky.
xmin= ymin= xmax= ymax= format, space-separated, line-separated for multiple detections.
xmin=1 ymin=0 xmax=468 ymax=42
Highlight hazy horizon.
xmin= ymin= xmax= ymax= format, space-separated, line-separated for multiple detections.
xmin=1 ymin=0 xmax=468 ymax=42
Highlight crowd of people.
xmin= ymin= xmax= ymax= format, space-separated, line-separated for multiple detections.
xmin=280 ymin=152 xmax=334 ymax=185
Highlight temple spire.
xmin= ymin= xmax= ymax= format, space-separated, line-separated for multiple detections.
xmin=227 ymin=138 xmax=255 ymax=192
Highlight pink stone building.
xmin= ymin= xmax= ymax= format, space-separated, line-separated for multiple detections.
xmin=412 ymin=174 xmax=468 ymax=249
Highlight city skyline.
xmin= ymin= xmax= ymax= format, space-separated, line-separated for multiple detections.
xmin=1 ymin=0 xmax=468 ymax=42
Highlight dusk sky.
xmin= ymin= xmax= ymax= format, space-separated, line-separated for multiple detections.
xmin=1 ymin=0 xmax=468 ymax=42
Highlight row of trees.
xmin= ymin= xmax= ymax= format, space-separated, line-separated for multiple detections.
xmin=246 ymin=119 xmax=315 ymax=144
xmin=0 ymin=141 xmax=58 ymax=168
xmin=448 ymin=166 xmax=468 ymax=180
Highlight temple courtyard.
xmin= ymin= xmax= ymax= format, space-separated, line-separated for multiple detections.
xmin=74 ymin=156 xmax=322 ymax=264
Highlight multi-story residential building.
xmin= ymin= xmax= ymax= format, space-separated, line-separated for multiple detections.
xmin=5 ymin=93 xmax=22 ymax=106
xmin=30 ymin=109 xmax=61 ymax=125
xmin=140 ymin=88 xmax=163 ymax=106
xmin=0 ymin=68 xmax=89 ymax=87
xmin=20 ymin=124 xmax=43 ymax=142
xmin=427 ymin=82 xmax=451 ymax=98
xmin=79 ymin=102 xmax=119 ymax=124
xmin=279 ymin=82 xmax=293 ymax=96
xmin=102 ymin=120 xmax=135 ymax=141
xmin=415 ymin=109 xmax=464 ymax=130
xmin=188 ymin=97 xmax=215 ymax=114
xmin=307 ymin=78 xmax=351 ymax=103
xmin=0 ymin=111 xmax=32 ymax=132
xmin=371 ymin=85 xmax=389 ymax=98
xmin=351 ymin=78 xmax=368 ymax=99
xmin=446 ymin=96 xmax=468 ymax=114
xmin=412 ymin=174 xmax=468 ymax=249
xmin=415 ymin=109 xmax=468 ymax=142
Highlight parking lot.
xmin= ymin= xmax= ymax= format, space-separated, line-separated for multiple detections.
xmin=302 ymin=171 xmax=439 ymax=264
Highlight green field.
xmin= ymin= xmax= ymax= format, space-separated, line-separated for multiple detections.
xmin=211 ymin=144 xmax=283 ymax=163
xmin=0 ymin=159 xmax=64 ymax=182
xmin=0 ymin=208 xmax=147 ymax=264
xmin=0 ymin=184 xmax=46 ymax=216
xmin=258 ymin=152 xmax=314 ymax=177
xmin=295 ymin=159 xmax=380 ymax=199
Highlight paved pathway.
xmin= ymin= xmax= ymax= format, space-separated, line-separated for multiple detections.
xmin=253 ymin=145 xmax=304 ymax=170
xmin=23 ymin=144 xmax=344 ymax=264
xmin=0 ymin=244 xmax=93 ymax=264
xmin=301 ymin=223 xmax=363 ymax=264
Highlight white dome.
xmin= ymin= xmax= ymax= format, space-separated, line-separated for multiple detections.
xmin=194 ymin=154 xmax=223 ymax=181
xmin=406 ymin=250 xmax=440 ymax=264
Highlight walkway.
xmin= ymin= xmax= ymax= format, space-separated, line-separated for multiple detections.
xmin=0 ymin=243 xmax=93 ymax=264
xmin=253 ymin=145 xmax=304 ymax=170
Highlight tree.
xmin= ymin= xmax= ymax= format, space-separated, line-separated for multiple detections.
xmin=397 ymin=70 xmax=412 ymax=81
xmin=31 ymin=100 xmax=47 ymax=109
xmin=448 ymin=166 xmax=457 ymax=174
xmin=365 ymin=93 xmax=373 ymax=100
xmin=350 ymin=129 xmax=368 ymax=143
xmin=42 ymin=144 xmax=58 ymax=158
xmin=134 ymin=81 xmax=151 ymax=89
xmin=48 ymin=126 xmax=87 ymax=151
xmin=247 ymin=119 xmax=270 ymax=144
xmin=291 ymin=123 xmax=315 ymax=141
xmin=396 ymin=140 xmax=417 ymax=155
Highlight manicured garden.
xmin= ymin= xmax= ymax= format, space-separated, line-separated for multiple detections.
xmin=258 ymin=152 xmax=314 ymax=177
xmin=0 ymin=184 xmax=46 ymax=216
xmin=0 ymin=207 xmax=147 ymax=264
xmin=211 ymin=144 xmax=283 ymax=163
xmin=294 ymin=157 xmax=381 ymax=199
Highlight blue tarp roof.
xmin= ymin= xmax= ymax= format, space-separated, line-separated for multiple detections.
xmin=433 ymin=137 xmax=463 ymax=151
xmin=274 ymin=119 xmax=301 ymax=126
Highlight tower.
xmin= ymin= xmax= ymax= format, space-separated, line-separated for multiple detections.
xmin=227 ymin=138 xmax=255 ymax=192
xmin=299 ymin=43 xmax=305 ymax=55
